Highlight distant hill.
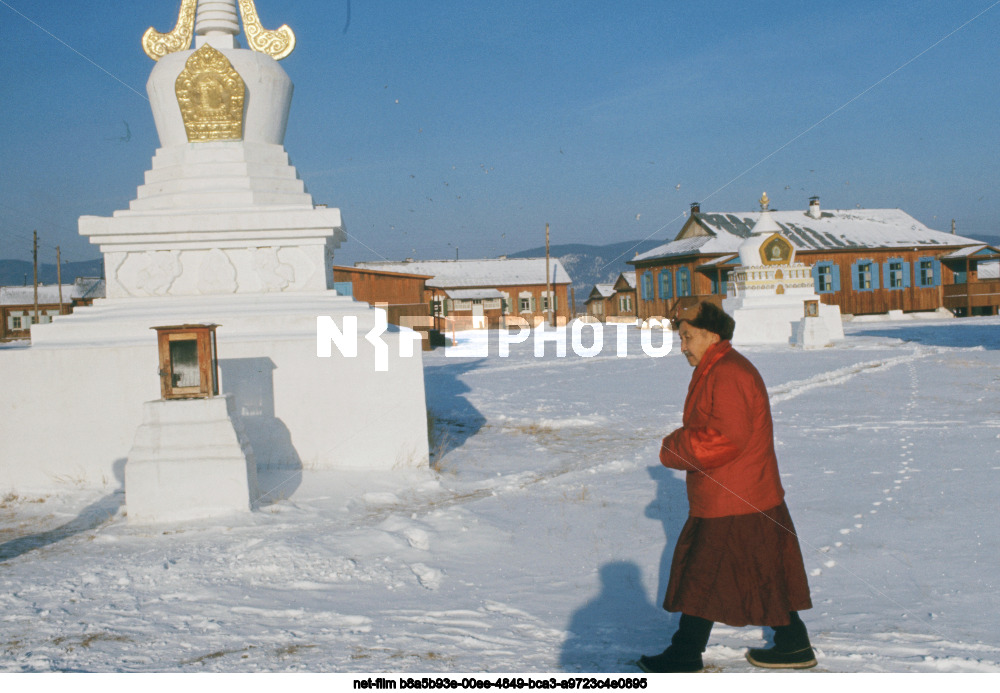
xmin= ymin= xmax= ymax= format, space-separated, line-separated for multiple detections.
xmin=0 ymin=258 xmax=103 ymax=287
xmin=508 ymin=239 xmax=666 ymax=308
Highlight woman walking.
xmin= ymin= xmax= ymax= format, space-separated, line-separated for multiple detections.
xmin=639 ymin=302 xmax=815 ymax=673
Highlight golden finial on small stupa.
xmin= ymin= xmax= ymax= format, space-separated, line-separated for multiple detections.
xmin=759 ymin=192 xmax=770 ymax=211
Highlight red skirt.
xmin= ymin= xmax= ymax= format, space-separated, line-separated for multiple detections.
xmin=664 ymin=501 xmax=812 ymax=627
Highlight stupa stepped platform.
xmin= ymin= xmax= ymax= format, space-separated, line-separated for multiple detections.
xmin=130 ymin=142 xmax=312 ymax=212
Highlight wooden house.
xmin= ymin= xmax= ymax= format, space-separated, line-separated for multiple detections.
xmin=610 ymin=273 xmax=637 ymax=321
xmin=629 ymin=198 xmax=1000 ymax=319
xmin=1 ymin=278 xmax=105 ymax=342
xmin=939 ymin=244 xmax=1000 ymax=316
xmin=584 ymin=283 xmax=615 ymax=320
xmin=353 ymin=258 xmax=573 ymax=329
xmin=332 ymin=265 xmax=433 ymax=324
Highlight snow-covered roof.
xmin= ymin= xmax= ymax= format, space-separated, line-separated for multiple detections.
xmin=938 ymin=244 xmax=1000 ymax=259
xmin=355 ymin=258 xmax=571 ymax=288
xmin=588 ymin=283 xmax=615 ymax=299
xmin=446 ymin=288 xmax=505 ymax=300
xmin=698 ymin=254 xmax=739 ymax=267
xmin=0 ymin=280 xmax=105 ymax=306
xmin=632 ymin=208 xmax=983 ymax=263
xmin=617 ymin=273 xmax=636 ymax=289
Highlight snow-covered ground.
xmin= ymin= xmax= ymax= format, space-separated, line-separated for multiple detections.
xmin=1 ymin=316 xmax=998 ymax=673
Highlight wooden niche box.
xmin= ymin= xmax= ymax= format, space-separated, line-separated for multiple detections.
xmin=153 ymin=324 xmax=220 ymax=400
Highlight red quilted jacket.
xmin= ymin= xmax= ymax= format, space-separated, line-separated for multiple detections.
xmin=660 ymin=340 xmax=785 ymax=518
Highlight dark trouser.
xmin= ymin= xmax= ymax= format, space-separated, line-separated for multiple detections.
xmin=772 ymin=611 xmax=811 ymax=651
xmin=669 ymin=614 xmax=713 ymax=658
xmin=673 ymin=611 xmax=811 ymax=655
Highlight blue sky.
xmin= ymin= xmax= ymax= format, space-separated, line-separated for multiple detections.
xmin=1 ymin=0 xmax=998 ymax=267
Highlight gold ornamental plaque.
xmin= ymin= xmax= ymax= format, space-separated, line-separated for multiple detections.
xmin=758 ymin=233 xmax=794 ymax=266
xmin=175 ymin=45 xmax=246 ymax=142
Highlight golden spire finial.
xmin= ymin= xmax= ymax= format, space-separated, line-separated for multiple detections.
xmin=238 ymin=0 xmax=296 ymax=60
xmin=759 ymin=192 xmax=770 ymax=211
xmin=143 ymin=0 xmax=198 ymax=60
xmin=143 ymin=1 xmax=296 ymax=62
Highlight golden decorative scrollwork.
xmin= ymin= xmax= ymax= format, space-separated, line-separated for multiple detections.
xmin=142 ymin=0 xmax=198 ymax=61
xmin=175 ymin=44 xmax=246 ymax=142
xmin=237 ymin=0 xmax=296 ymax=60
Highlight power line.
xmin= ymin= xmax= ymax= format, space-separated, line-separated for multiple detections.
xmin=600 ymin=0 xmax=1000 ymax=273
xmin=0 ymin=0 xmax=148 ymax=102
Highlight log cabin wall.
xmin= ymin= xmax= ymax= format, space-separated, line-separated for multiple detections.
xmin=799 ymin=249 xmax=946 ymax=315
xmin=632 ymin=259 xmax=726 ymax=320
xmin=631 ymin=247 xmax=968 ymax=319
xmin=332 ymin=266 xmax=430 ymax=307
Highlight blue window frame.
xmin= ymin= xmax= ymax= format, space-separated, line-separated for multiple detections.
xmin=851 ymin=259 xmax=879 ymax=291
xmin=659 ymin=270 xmax=673 ymax=299
xmin=883 ymin=257 xmax=910 ymax=290
xmin=677 ymin=268 xmax=692 ymax=297
xmin=812 ymin=261 xmax=840 ymax=294
xmin=915 ymin=257 xmax=941 ymax=287
xmin=640 ymin=271 xmax=653 ymax=301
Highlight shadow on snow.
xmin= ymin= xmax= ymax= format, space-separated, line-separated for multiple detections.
xmin=423 ymin=359 xmax=489 ymax=465
xmin=850 ymin=320 xmax=1000 ymax=350
xmin=0 ymin=459 xmax=125 ymax=564
xmin=560 ymin=465 xmax=688 ymax=672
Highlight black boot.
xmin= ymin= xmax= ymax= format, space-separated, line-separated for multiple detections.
xmin=746 ymin=612 xmax=817 ymax=669
xmin=639 ymin=614 xmax=713 ymax=673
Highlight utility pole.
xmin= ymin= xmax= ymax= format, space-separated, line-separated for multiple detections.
xmin=32 ymin=230 xmax=39 ymax=325
xmin=545 ymin=223 xmax=553 ymax=325
xmin=57 ymin=246 xmax=64 ymax=314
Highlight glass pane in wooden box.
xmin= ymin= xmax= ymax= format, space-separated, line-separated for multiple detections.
xmin=169 ymin=339 xmax=201 ymax=388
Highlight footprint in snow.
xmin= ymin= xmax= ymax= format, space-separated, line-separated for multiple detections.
xmin=404 ymin=527 xmax=430 ymax=551
xmin=411 ymin=563 xmax=443 ymax=590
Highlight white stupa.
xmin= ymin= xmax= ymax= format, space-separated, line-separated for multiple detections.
xmin=0 ymin=0 xmax=430 ymax=495
xmin=723 ymin=193 xmax=844 ymax=347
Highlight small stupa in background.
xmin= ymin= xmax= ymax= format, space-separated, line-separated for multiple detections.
xmin=0 ymin=0 xmax=429 ymax=498
xmin=723 ymin=193 xmax=844 ymax=347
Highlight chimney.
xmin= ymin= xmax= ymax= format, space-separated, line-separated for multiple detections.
xmin=807 ymin=196 xmax=821 ymax=219
xmin=690 ymin=202 xmax=701 ymax=215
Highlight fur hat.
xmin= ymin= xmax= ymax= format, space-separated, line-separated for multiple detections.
xmin=672 ymin=301 xmax=735 ymax=341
